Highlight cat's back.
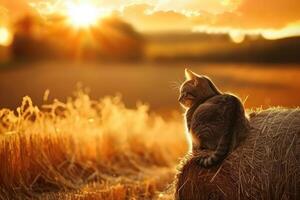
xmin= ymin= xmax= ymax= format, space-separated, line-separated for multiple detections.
xmin=191 ymin=94 xmax=238 ymax=122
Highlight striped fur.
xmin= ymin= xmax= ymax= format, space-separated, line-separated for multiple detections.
xmin=196 ymin=96 xmax=238 ymax=167
xmin=190 ymin=95 xmax=241 ymax=168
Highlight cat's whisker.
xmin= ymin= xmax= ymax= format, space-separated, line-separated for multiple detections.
xmin=169 ymin=81 xmax=181 ymax=91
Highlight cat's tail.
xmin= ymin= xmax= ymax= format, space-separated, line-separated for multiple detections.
xmin=198 ymin=95 xmax=241 ymax=168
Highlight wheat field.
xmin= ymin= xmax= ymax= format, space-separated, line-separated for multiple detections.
xmin=0 ymin=90 xmax=187 ymax=200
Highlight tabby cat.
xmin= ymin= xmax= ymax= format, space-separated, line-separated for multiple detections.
xmin=179 ymin=69 xmax=249 ymax=168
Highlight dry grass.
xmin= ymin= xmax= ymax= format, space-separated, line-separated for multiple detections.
xmin=175 ymin=107 xmax=300 ymax=200
xmin=0 ymin=91 xmax=187 ymax=199
xmin=1 ymin=87 xmax=299 ymax=200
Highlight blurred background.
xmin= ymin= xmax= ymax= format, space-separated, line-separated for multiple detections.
xmin=0 ymin=0 xmax=299 ymax=115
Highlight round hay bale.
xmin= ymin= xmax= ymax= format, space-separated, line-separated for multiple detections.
xmin=175 ymin=108 xmax=300 ymax=200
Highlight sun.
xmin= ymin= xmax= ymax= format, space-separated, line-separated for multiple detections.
xmin=0 ymin=27 xmax=13 ymax=46
xmin=229 ymin=30 xmax=245 ymax=43
xmin=66 ymin=3 xmax=100 ymax=28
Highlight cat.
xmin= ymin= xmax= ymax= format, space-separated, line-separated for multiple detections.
xmin=178 ymin=69 xmax=250 ymax=168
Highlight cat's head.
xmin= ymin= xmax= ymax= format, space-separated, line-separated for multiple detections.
xmin=178 ymin=69 xmax=222 ymax=108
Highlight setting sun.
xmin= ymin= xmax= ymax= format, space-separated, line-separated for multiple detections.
xmin=0 ymin=27 xmax=13 ymax=46
xmin=229 ymin=31 xmax=245 ymax=43
xmin=66 ymin=3 xmax=100 ymax=28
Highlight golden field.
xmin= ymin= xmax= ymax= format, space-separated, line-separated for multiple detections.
xmin=0 ymin=62 xmax=300 ymax=199
xmin=0 ymin=90 xmax=187 ymax=199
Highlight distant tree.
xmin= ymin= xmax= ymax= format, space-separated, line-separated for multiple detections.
xmin=11 ymin=15 xmax=62 ymax=60
xmin=11 ymin=15 xmax=145 ymax=62
xmin=91 ymin=17 xmax=145 ymax=61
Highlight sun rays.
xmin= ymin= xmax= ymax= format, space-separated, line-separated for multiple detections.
xmin=66 ymin=3 xmax=101 ymax=28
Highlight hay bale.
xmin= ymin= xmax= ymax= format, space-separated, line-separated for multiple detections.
xmin=175 ymin=108 xmax=300 ymax=200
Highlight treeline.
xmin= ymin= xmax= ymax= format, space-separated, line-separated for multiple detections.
xmin=146 ymin=33 xmax=300 ymax=64
xmin=8 ymin=14 xmax=145 ymax=61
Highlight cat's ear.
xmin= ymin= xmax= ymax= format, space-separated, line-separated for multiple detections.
xmin=185 ymin=68 xmax=199 ymax=80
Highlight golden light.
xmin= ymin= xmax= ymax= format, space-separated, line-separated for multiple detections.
xmin=261 ymin=22 xmax=300 ymax=40
xmin=0 ymin=27 xmax=13 ymax=47
xmin=66 ymin=3 xmax=100 ymax=28
xmin=229 ymin=30 xmax=245 ymax=43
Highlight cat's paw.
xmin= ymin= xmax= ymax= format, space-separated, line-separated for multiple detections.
xmin=197 ymin=155 xmax=218 ymax=168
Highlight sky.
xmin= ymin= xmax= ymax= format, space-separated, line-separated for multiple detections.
xmin=0 ymin=0 xmax=300 ymax=38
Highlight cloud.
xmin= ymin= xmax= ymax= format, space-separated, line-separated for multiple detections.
xmin=148 ymin=0 xmax=238 ymax=15
xmin=120 ymin=0 xmax=300 ymax=38
xmin=86 ymin=0 xmax=237 ymax=14
xmin=199 ymin=0 xmax=300 ymax=29
xmin=121 ymin=4 xmax=194 ymax=32
xmin=121 ymin=0 xmax=300 ymax=30
xmin=0 ymin=0 xmax=299 ymax=37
